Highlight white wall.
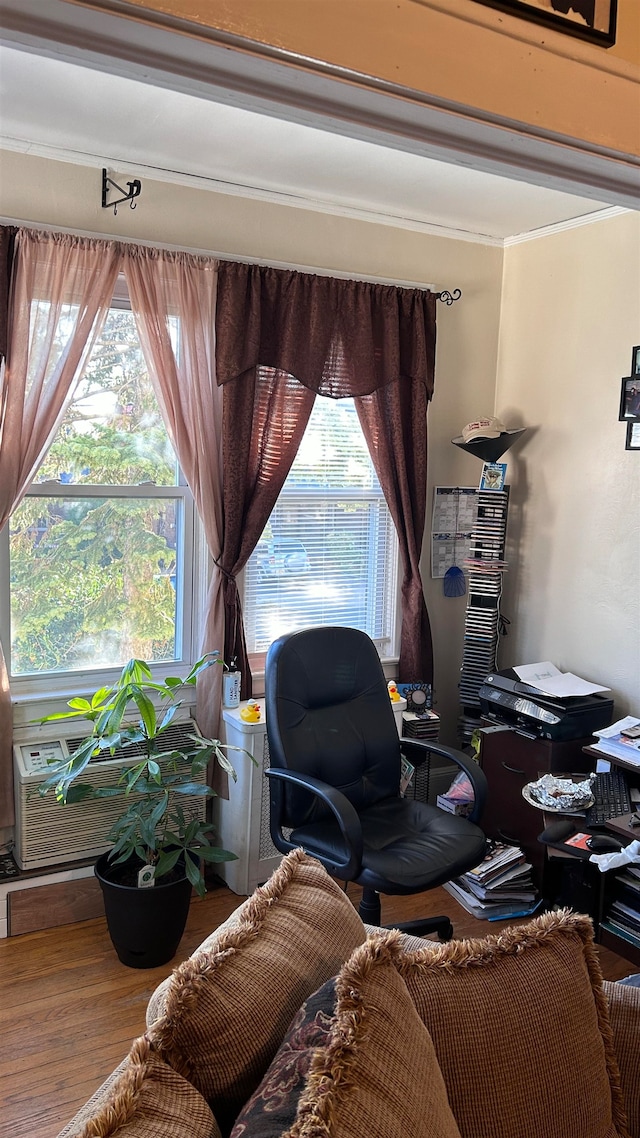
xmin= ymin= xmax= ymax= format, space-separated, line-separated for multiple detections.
xmin=0 ymin=149 xmax=503 ymax=739
xmin=496 ymin=212 xmax=640 ymax=716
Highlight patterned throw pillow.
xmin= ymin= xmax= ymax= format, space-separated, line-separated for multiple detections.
xmin=229 ymin=977 xmax=337 ymax=1137
xmin=231 ymin=936 xmax=463 ymax=1138
xmin=72 ymin=1035 xmax=220 ymax=1138
xmin=149 ymin=849 xmax=366 ymax=1134
xmin=391 ymin=910 xmax=631 ymax=1138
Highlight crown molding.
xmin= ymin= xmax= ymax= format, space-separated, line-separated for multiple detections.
xmin=504 ymin=205 xmax=628 ymax=245
xmin=0 ymin=137 xmax=506 ymax=247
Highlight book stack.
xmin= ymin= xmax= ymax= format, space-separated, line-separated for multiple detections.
xmin=590 ymin=717 xmax=640 ymax=768
xmin=601 ymin=865 xmax=640 ymax=951
xmin=402 ymin=709 xmax=440 ymax=741
xmin=443 ymin=842 xmax=541 ymax=921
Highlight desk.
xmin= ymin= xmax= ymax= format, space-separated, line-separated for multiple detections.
xmin=581 ymin=745 xmax=640 ymax=965
xmin=477 ymin=725 xmax=596 ymax=890
xmin=533 ymin=762 xmax=640 ymax=967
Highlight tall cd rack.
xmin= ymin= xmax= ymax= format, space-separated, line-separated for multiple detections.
xmin=458 ymin=487 xmax=509 ymax=746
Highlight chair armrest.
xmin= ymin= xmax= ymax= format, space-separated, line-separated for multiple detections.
xmin=399 ymin=739 xmax=488 ymax=824
xmin=265 ymin=767 xmax=363 ymax=879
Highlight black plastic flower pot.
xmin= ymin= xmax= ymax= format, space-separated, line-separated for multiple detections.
xmin=95 ymin=853 xmax=193 ymax=969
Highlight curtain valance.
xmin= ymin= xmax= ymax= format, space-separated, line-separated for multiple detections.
xmin=215 ymin=261 xmax=437 ymax=399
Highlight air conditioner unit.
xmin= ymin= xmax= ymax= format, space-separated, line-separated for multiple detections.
xmin=13 ymin=712 xmax=207 ymax=871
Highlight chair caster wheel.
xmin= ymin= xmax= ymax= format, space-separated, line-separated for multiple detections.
xmin=438 ymin=921 xmax=454 ymax=942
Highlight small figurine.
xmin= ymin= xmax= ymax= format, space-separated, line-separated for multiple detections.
xmin=240 ymin=700 xmax=262 ymax=722
xmin=387 ymin=681 xmax=401 ymax=702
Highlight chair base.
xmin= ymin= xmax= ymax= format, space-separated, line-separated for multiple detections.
xmin=357 ymin=887 xmax=454 ymax=941
xmin=383 ymin=916 xmax=454 ymax=942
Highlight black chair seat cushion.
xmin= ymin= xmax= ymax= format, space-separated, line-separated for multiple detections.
xmin=290 ymin=796 xmax=487 ymax=894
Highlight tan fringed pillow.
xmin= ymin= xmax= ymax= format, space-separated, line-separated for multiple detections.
xmin=231 ymin=935 xmax=462 ymax=1138
xmin=389 ymin=910 xmax=631 ymax=1138
xmin=72 ymin=1035 xmax=220 ymax=1138
xmin=603 ymin=980 xmax=640 ymax=1138
xmin=150 ymin=849 xmax=366 ymax=1134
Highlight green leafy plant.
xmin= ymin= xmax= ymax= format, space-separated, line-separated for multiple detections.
xmin=37 ymin=654 xmax=251 ymax=896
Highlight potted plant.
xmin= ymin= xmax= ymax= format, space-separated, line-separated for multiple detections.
xmin=38 ymin=654 xmax=251 ymax=968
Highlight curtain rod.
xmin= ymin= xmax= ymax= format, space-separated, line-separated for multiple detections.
xmin=0 ymin=215 xmax=462 ymax=302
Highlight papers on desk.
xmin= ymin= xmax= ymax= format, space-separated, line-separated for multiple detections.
xmin=513 ymin=661 xmax=611 ymax=699
xmin=589 ymin=717 xmax=640 ymax=767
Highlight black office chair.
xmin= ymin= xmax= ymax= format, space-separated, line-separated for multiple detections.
xmin=265 ymin=626 xmax=488 ymax=940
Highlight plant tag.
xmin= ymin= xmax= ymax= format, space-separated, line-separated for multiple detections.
xmin=138 ymin=864 xmax=156 ymax=888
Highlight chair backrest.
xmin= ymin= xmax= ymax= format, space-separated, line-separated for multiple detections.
xmin=265 ymin=626 xmax=401 ymax=828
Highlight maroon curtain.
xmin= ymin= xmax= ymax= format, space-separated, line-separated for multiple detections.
xmin=0 ymin=226 xmax=16 ymax=361
xmin=356 ymin=372 xmax=435 ymax=682
xmin=217 ymin=365 xmax=316 ymax=693
xmin=215 ymin=261 xmax=437 ymax=688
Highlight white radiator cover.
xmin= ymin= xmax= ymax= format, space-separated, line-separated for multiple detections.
xmin=217 ymin=697 xmax=406 ymax=896
xmin=13 ymin=713 xmax=206 ymax=871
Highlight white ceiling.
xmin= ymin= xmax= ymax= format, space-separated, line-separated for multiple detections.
xmin=0 ymin=43 xmax=619 ymax=245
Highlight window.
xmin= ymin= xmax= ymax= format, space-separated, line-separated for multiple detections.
xmin=3 ymin=287 xmax=198 ymax=685
xmin=243 ymin=396 xmax=398 ymax=664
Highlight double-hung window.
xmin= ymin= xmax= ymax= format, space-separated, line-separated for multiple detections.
xmin=243 ymin=394 xmax=399 ymax=668
xmin=2 ymin=282 xmax=198 ymax=690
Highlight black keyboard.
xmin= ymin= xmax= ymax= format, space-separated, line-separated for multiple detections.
xmin=585 ymin=769 xmax=632 ymax=827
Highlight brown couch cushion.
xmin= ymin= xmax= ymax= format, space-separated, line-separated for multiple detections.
xmin=231 ymin=935 xmax=462 ymax=1138
xmin=150 ymin=849 xmax=366 ymax=1134
xmin=71 ymin=1036 xmax=220 ymax=1138
xmin=603 ymin=980 xmax=640 ymax=1138
xmin=387 ymin=910 xmax=631 ymax=1138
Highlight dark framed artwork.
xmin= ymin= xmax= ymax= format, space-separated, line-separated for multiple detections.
xmin=619 ymin=377 xmax=640 ymax=421
xmin=631 ymin=345 xmax=640 ymax=377
xmin=626 ymin=422 xmax=640 ymax=451
xmin=471 ymin=1 xmax=617 ymax=46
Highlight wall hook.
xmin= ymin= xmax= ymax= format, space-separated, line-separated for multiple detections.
xmin=102 ymin=168 xmax=142 ymax=216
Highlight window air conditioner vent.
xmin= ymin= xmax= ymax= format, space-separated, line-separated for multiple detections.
xmin=12 ymin=713 xmax=207 ymax=871
xmin=66 ymin=722 xmax=199 ymax=763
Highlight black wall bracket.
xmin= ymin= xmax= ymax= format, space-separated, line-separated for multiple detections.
xmin=102 ymin=168 xmax=142 ymax=216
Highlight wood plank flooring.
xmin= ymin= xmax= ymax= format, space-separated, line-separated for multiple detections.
xmin=1 ymin=880 xmax=636 ymax=1138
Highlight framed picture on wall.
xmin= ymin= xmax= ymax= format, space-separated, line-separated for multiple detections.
xmin=470 ymin=1 xmax=617 ymax=47
xmin=626 ymin=422 xmax=640 ymax=451
xmin=631 ymin=345 xmax=640 ymax=377
xmin=619 ymin=377 xmax=640 ymax=421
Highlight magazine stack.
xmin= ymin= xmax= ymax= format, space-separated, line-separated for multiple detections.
xmin=443 ymin=841 xmax=541 ymax=921
xmin=601 ymin=863 xmax=640 ymax=951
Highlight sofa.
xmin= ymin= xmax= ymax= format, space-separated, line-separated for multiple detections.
xmin=59 ymin=848 xmax=640 ymax=1138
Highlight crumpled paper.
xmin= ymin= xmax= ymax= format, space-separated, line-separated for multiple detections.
xmin=589 ymin=838 xmax=640 ymax=872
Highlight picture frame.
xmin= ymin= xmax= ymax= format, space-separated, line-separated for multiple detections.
xmin=631 ymin=345 xmax=640 ymax=377
xmin=619 ymin=377 xmax=640 ymax=421
xmin=626 ymin=422 xmax=640 ymax=451
xmin=470 ymin=1 xmax=617 ymax=47
xmin=479 ymin=462 xmax=507 ymax=492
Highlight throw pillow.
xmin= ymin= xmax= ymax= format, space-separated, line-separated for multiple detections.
xmin=230 ymin=936 xmax=462 ymax=1138
xmin=603 ymin=979 xmax=640 ymax=1138
xmin=390 ymin=910 xmax=631 ymax=1138
xmin=150 ymin=849 xmax=366 ymax=1134
xmin=229 ymin=976 xmax=338 ymax=1138
xmin=72 ymin=1035 xmax=220 ymax=1138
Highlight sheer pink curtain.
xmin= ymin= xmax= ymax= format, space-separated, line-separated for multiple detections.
xmin=123 ymin=247 xmax=224 ymax=743
xmin=0 ymin=230 xmax=121 ymax=828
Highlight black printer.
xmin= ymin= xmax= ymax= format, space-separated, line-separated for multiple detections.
xmin=478 ymin=669 xmax=614 ymax=741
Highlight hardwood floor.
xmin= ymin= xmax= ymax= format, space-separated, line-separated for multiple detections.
xmin=1 ymin=880 xmax=636 ymax=1138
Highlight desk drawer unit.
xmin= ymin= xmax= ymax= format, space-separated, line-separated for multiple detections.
xmin=478 ymin=725 xmax=596 ymax=885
